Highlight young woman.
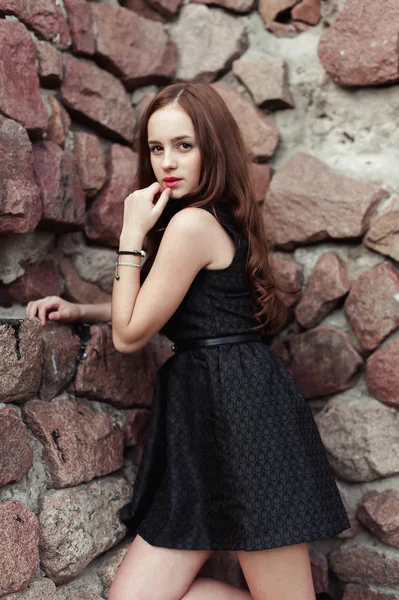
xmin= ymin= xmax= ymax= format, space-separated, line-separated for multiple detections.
xmin=27 ymin=83 xmax=350 ymax=600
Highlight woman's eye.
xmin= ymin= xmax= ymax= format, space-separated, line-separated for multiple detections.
xmin=150 ymin=146 xmax=162 ymax=153
xmin=179 ymin=142 xmax=192 ymax=150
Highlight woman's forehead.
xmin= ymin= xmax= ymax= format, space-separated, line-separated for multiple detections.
xmin=147 ymin=105 xmax=195 ymax=140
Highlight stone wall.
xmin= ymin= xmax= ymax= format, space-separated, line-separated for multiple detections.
xmin=0 ymin=0 xmax=399 ymax=598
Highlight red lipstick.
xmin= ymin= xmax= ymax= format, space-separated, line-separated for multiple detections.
xmin=164 ymin=177 xmax=182 ymax=188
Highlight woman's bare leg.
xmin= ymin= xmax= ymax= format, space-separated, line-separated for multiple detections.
xmin=182 ymin=577 xmax=253 ymax=599
xmin=237 ymin=542 xmax=316 ymax=600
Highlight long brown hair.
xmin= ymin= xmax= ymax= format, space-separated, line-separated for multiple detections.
xmin=137 ymin=82 xmax=287 ymax=334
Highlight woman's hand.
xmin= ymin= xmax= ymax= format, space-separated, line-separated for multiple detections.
xmin=26 ymin=296 xmax=81 ymax=326
xmin=120 ymin=182 xmax=171 ymax=240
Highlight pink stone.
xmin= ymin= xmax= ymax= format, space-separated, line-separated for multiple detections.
xmin=291 ymin=0 xmax=320 ymax=24
xmin=23 ymin=396 xmax=124 ymax=488
xmin=132 ymin=92 xmax=157 ymax=151
xmin=295 ymin=252 xmax=350 ymax=329
xmin=249 ymin=163 xmax=271 ymax=203
xmin=262 ymin=152 xmax=388 ymax=250
xmin=86 ymin=145 xmax=139 ymax=247
xmin=61 ymin=56 xmax=136 ymax=143
xmin=0 ymin=116 xmax=42 ymax=234
xmin=90 ymin=3 xmax=175 ymax=87
xmin=0 ymin=319 xmax=43 ymax=404
xmin=318 ymin=0 xmax=399 ymax=87
xmin=46 ymin=97 xmax=71 ymax=148
xmin=358 ymin=490 xmax=399 ymax=549
xmin=0 ymin=0 xmax=71 ymax=48
xmin=212 ymin=82 xmax=279 ymax=161
xmin=309 ymin=550 xmax=329 ymax=594
xmin=232 ymin=57 xmax=294 ymax=109
xmin=344 ymin=263 xmax=399 ymax=352
xmin=258 ymin=0 xmax=299 ymax=23
xmin=0 ymin=500 xmax=40 ymax=596
xmin=367 ymin=337 xmax=399 ymax=408
xmin=33 ymin=141 xmax=86 ymax=230
xmin=329 ymin=543 xmax=399 ymax=585
xmin=269 ymin=254 xmax=303 ymax=309
xmin=122 ymin=0 xmax=165 ymax=23
xmin=0 ymin=20 xmax=48 ymax=133
xmin=35 ymin=40 xmax=63 ymax=87
xmin=343 ymin=584 xmax=399 ymax=600
xmin=0 ymin=261 xmax=61 ymax=307
xmin=364 ymin=196 xmax=399 ymax=263
xmin=0 ymin=407 xmax=33 ymax=487
xmin=63 ymin=0 xmax=95 ymax=56
xmin=192 ymin=0 xmax=254 ymax=12
xmin=39 ymin=323 xmax=81 ymax=401
xmin=265 ymin=21 xmax=298 ymax=36
xmin=73 ymin=132 xmax=107 ymax=198
xmin=58 ymin=258 xmax=112 ymax=305
xmin=337 ymin=485 xmax=359 ymax=539
xmin=124 ymin=408 xmax=150 ymax=447
xmin=74 ymin=324 xmax=159 ymax=408
xmin=271 ymin=327 xmax=363 ymax=399
xmin=147 ymin=0 xmax=183 ymax=17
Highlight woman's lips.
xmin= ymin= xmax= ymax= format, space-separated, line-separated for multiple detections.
xmin=164 ymin=178 xmax=182 ymax=188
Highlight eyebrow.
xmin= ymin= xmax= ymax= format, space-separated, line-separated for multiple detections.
xmin=148 ymin=135 xmax=194 ymax=144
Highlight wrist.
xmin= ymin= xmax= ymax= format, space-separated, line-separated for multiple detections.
xmin=119 ymin=230 xmax=146 ymax=250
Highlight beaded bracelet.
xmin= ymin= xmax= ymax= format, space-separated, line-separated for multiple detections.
xmin=114 ymin=260 xmax=141 ymax=280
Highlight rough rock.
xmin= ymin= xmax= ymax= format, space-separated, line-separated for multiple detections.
xmin=124 ymin=408 xmax=150 ymax=447
xmin=0 ymin=231 xmax=54 ymax=285
xmin=249 ymin=163 xmax=271 ymax=203
xmin=292 ymin=0 xmax=320 ymax=24
xmin=262 ymin=153 xmax=388 ymax=249
xmin=258 ymin=0 xmax=299 ymax=23
xmin=0 ymin=579 xmax=58 ymax=600
xmin=122 ymin=0 xmax=165 ymax=23
xmin=0 ymin=116 xmax=42 ymax=234
xmin=343 ymin=584 xmax=399 ymax=599
xmin=132 ymin=91 xmax=157 ymax=151
xmin=38 ymin=324 xmax=81 ymax=401
xmin=35 ymin=40 xmax=63 ymax=87
xmin=61 ymin=56 xmax=136 ymax=143
xmin=192 ymin=0 xmax=254 ymax=14
xmin=0 ymin=21 xmax=48 ymax=133
xmin=0 ymin=262 xmax=61 ymax=308
xmin=269 ymin=254 xmax=303 ymax=308
xmin=38 ymin=477 xmax=131 ymax=583
xmin=146 ymin=0 xmax=183 ymax=17
xmin=358 ymin=490 xmax=399 ymax=549
xmin=22 ymin=396 xmax=124 ymax=488
xmin=271 ymin=327 xmax=362 ymax=399
xmin=212 ymin=82 xmax=279 ymax=160
xmin=46 ymin=97 xmax=71 ymax=149
xmin=344 ymin=263 xmax=399 ymax=352
xmin=86 ymin=145 xmax=139 ymax=247
xmin=309 ymin=550 xmax=329 ymax=594
xmin=295 ymin=252 xmax=350 ymax=329
xmin=58 ymin=258 xmax=112 ymax=305
xmin=74 ymin=324 xmax=159 ymax=408
xmin=0 ymin=406 xmax=33 ymax=487
xmin=33 ymin=141 xmax=86 ymax=230
xmin=329 ymin=537 xmax=399 ymax=585
xmin=97 ymin=540 xmax=131 ymax=596
xmin=0 ymin=0 xmax=71 ymax=48
xmin=0 ymin=319 xmax=43 ymax=404
xmin=318 ymin=0 xmax=399 ymax=87
xmin=232 ymin=56 xmax=294 ymax=109
xmin=169 ymin=5 xmax=248 ymax=83
xmin=0 ymin=500 xmax=40 ymax=596
xmin=365 ymin=196 xmax=399 ymax=263
xmin=57 ymin=233 xmax=115 ymax=294
xmin=367 ymin=337 xmax=399 ymax=409
xmin=64 ymin=0 xmax=95 ymax=56
xmin=337 ymin=485 xmax=360 ymax=539
xmin=90 ymin=3 xmax=175 ymax=87
xmin=315 ymin=390 xmax=399 ymax=482
xmin=73 ymin=133 xmax=107 ymax=198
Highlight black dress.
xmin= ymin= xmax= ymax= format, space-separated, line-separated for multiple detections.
xmin=120 ymin=202 xmax=350 ymax=551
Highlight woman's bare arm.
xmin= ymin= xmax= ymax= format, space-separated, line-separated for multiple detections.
xmin=26 ymin=296 xmax=111 ymax=326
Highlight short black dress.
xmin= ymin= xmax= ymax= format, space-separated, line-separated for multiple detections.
xmin=120 ymin=201 xmax=350 ymax=551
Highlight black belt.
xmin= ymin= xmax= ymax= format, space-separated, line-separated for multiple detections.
xmin=171 ymin=332 xmax=264 ymax=354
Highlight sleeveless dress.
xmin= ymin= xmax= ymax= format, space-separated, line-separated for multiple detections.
xmin=120 ymin=201 xmax=350 ymax=550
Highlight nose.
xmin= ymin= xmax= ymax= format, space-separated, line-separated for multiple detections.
xmin=161 ymin=150 xmax=177 ymax=170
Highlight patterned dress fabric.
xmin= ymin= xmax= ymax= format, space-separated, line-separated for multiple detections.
xmin=121 ymin=202 xmax=350 ymax=550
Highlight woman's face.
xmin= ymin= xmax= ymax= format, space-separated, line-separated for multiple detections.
xmin=148 ymin=104 xmax=202 ymax=199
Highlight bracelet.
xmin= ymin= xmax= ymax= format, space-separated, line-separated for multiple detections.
xmin=116 ymin=249 xmax=146 ymax=257
xmin=114 ymin=261 xmax=141 ymax=280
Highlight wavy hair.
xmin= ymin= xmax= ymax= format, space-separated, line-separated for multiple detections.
xmin=137 ymin=82 xmax=288 ymax=334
